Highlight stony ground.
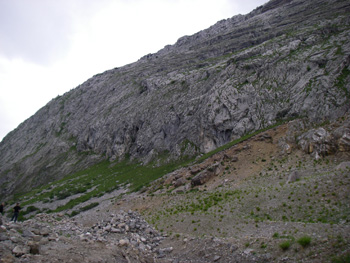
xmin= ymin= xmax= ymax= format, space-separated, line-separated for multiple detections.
xmin=111 ymin=119 xmax=350 ymax=262
xmin=1 ymin=118 xmax=350 ymax=263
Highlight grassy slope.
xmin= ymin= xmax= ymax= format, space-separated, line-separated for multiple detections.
xmin=9 ymin=120 xmax=289 ymax=218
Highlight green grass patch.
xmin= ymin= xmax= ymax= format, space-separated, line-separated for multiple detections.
xmin=297 ymin=236 xmax=312 ymax=248
xmin=14 ymin=156 xmax=192 ymax=213
xmin=279 ymin=240 xmax=291 ymax=251
xmin=80 ymin=202 xmax=99 ymax=212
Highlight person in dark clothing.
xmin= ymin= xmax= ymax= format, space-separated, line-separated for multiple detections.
xmin=0 ymin=202 xmax=4 ymax=225
xmin=0 ymin=202 xmax=4 ymax=215
xmin=11 ymin=203 xmax=21 ymax=222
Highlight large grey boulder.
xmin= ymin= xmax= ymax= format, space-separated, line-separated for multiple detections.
xmin=296 ymin=117 xmax=350 ymax=158
xmin=191 ymin=163 xmax=222 ymax=186
xmin=297 ymin=128 xmax=335 ymax=156
xmin=12 ymin=245 xmax=30 ymax=257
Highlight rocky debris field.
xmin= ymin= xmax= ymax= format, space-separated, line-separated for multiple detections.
xmin=0 ymin=211 xmax=260 ymax=263
xmin=0 ymin=210 xmax=168 ymax=263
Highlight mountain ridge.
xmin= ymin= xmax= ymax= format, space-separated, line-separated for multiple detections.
xmin=0 ymin=0 xmax=350 ymax=199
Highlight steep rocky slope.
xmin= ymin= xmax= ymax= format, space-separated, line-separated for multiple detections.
xmin=1 ymin=116 xmax=349 ymax=262
xmin=1 ymin=0 xmax=350 ymax=199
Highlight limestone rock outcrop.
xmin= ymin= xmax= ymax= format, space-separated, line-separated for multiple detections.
xmin=1 ymin=0 xmax=350 ymax=199
xmin=293 ymin=117 xmax=350 ymax=159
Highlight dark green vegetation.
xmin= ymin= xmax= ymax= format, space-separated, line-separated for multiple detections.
xmin=8 ymin=157 xmax=192 ymax=217
xmin=297 ymin=236 xmax=312 ymax=248
xmin=279 ymin=240 xmax=291 ymax=251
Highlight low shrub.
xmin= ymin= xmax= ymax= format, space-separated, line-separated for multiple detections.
xmin=80 ymin=202 xmax=99 ymax=212
xmin=272 ymin=232 xmax=280 ymax=238
xmin=297 ymin=236 xmax=312 ymax=248
xmin=69 ymin=210 xmax=79 ymax=217
xmin=279 ymin=241 xmax=291 ymax=251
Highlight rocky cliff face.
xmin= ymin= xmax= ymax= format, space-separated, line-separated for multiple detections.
xmin=0 ymin=0 xmax=350 ymax=199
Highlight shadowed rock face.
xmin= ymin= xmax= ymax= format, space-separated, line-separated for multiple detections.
xmin=0 ymin=0 xmax=350 ymax=198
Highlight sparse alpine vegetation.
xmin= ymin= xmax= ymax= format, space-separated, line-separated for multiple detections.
xmin=2 ymin=115 xmax=349 ymax=262
xmin=0 ymin=0 xmax=350 ymax=262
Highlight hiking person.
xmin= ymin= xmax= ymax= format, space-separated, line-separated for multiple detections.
xmin=0 ymin=202 xmax=4 ymax=225
xmin=0 ymin=202 xmax=4 ymax=215
xmin=11 ymin=203 xmax=21 ymax=222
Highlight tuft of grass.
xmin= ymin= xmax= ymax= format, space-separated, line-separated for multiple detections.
xmin=80 ymin=202 xmax=99 ymax=212
xmin=297 ymin=236 xmax=312 ymax=248
xmin=279 ymin=241 xmax=291 ymax=251
xmin=273 ymin=232 xmax=280 ymax=238
xmin=69 ymin=210 xmax=80 ymax=217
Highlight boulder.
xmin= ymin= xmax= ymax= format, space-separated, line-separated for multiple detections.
xmin=214 ymin=255 xmax=222 ymax=262
xmin=28 ymin=241 xmax=40 ymax=255
xmin=12 ymin=245 xmax=29 ymax=257
xmin=231 ymin=156 xmax=239 ymax=162
xmin=191 ymin=163 xmax=222 ymax=186
xmin=255 ymin=133 xmax=272 ymax=142
xmin=22 ymin=229 xmax=35 ymax=238
xmin=39 ymin=227 xmax=50 ymax=236
xmin=297 ymin=127 xmax=336 ymax=157
xmin=173 ymin=177 xmax=187 ymax=188
xmin=279 ymin=140 xmax=292 ymax=155
xmin=0 ymin=232 xmax=9 ymax=241
xmin=119 ymin=239 xmax=130 ymax=247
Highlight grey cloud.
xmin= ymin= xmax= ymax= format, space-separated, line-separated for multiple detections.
xmin=0 ymin=0 xmax=76 ymax=65
xmin=0 ymin=0 xmax=112 ymax=65
xmin=0 ymin=0 xmax=269 ymax=66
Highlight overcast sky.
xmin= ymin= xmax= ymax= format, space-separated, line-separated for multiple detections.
xmin=0 ymin=0 xmax=268 ymax=141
